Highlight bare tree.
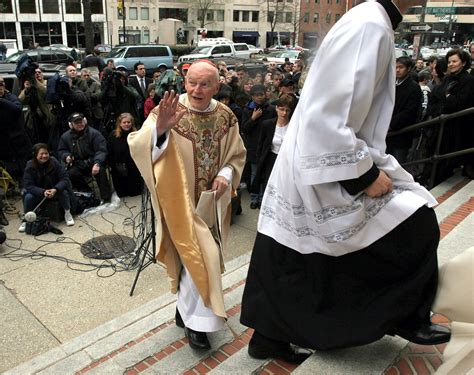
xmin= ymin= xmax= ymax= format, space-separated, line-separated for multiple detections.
xmin=288 ymin=1 xmax=305 ymax=46
xmin=268 ymin=1 xmax=287 ymax=45
xmin=192 ymin=0 xmax=217 ymax=28
xmin=82 ymin=0 xmax=94 ymax=52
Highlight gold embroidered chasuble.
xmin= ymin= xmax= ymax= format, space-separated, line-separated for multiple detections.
xmin=128 ymin=97 xmax=246 ymax=318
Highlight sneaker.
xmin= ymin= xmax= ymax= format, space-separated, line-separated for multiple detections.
xmin=64 ymin=211 xmax=75 ymax=226
xmin=18 ymin=222 xmax=27 ymax=232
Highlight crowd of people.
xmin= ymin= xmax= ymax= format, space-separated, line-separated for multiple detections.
xmin=0 ymin=40 xmax=473 ymax=228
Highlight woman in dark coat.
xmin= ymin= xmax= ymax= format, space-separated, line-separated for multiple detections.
xmin=251 ymin=94 xmax=297 ymax=201
xmin=19 ymin=143 xmax=74 ymax=232
xmin=107 ymin=113 xmax=143 ymax=197
xmin=426 ymin=49 xmax=474 ymax=182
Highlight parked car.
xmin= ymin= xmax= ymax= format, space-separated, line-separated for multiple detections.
xmin=0 ymin=39 xmax=19 ymax=58
xmin=260 ymin=50 xmax=304 ymax=64
xmin=178 ymin=43 xmax=251 ymax=63
xmin=94 ymin=44 xmax=111 ymax=55
xmin=247 ymin=44 xmax=264 ymax=55
xmin=264 ymin=45 xmax=286 ymax=54
xmin=212 ymin=57 xmax=268 ymax=76
xmin=106 ymin=44 xmax=173 ymax=75
xmin=5 ymin=48 xmax=74 ymax=66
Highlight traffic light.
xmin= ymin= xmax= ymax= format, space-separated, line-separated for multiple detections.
xmin=117 ymin=1 xmax=125 ymax=17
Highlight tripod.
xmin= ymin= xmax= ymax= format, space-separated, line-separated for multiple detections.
xmin=129 ymin=188 xmax=157 ymax=296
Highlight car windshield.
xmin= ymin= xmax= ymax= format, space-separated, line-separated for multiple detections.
xmin=268 ymin=51 xmax=299 ymax=58
xmin=107 ymin=48 xmax=126 ymax=58
xmin=191 ymin=46 xmax=212 ymax=54
xmin=5 ymin=52 xmax=21 ymax=63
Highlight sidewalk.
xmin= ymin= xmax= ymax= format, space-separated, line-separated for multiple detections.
xmin=2 ymin=176 xmax=473 ymax=374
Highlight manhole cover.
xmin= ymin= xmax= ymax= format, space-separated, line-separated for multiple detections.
xmin=80 ymin=235 xmax=136 ymax=259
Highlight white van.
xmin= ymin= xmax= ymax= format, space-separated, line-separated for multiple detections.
xmin=197 ymin=38 xmax=233 ymax=47
xmin=0 ymin=39 xmax=19 ymax=57
xmin=178 ymin=42 xmax=250 ymax=63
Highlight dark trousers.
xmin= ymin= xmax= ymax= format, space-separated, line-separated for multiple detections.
xmin=23 ymin=191 xmax=71 ymax=212
xmin=67 ymin=165 xmax=112 ymax=202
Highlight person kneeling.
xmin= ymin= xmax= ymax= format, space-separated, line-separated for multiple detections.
xmin=19 ymin=143 xmax=74 ymax=232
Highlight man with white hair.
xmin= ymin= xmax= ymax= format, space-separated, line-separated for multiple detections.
xmin=129 ymin=61 xmax=246 ymax=350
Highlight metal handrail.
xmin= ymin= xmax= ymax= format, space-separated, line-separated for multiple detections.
xmin=386 ymin=106 xmax=474 ymax=189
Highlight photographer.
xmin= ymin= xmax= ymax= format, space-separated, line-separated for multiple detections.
xmin=99 ymin=68 xmax=141 ymax=135
xmin=79 ymin=68 xmax=103 ymax=130
xmin=19 ymin=67 xmax=55 ymax=145
xmin=0 ymin=76 xmax=31 ymax=181
xmin=58 ymin=113 xmax=111 ymax=203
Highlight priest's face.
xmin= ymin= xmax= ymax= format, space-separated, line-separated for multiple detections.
xmin=185 ymin=62 xmax=220 ymax=111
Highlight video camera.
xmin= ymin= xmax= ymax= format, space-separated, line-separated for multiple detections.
xmin=15 ymin=54 xmax=39 ymax=83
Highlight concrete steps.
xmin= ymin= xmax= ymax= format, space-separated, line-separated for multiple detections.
xmin=5 ymin=178 xmax=473 ymax=375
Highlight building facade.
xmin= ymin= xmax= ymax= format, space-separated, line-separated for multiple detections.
xmin=0 ymin=0 xmax=472 ymax=52
xmin=0 ymin=0 xmax=108 ymax=50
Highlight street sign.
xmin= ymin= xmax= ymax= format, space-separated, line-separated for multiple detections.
xmin=410 ymin=25 xmax=432 ymax=32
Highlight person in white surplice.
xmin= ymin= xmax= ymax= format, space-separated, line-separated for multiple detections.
xmin=240 ymin=0 xmax=451 ymax=364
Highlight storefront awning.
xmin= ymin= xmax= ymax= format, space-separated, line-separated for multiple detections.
xmin=233 ymin=31 xmax=260 ymax=38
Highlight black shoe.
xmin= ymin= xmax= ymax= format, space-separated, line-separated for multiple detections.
xmin=175 ymin=308 xmax=184 ymax=328
xmin=248 ymin=333 xmax=312 ymax=364
xmin=250 ymin=202 xmax=258 ymax=209
xmin=0 ymin=211 xmax=8 ymax=226
xmin=392 ymin=323 xmax=451 ymax=345
xmin=184 ymin=326 xmax=211 ymax=350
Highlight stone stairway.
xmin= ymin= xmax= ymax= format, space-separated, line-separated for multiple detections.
xmin=5 ymin=176 xmax=473 ymax=375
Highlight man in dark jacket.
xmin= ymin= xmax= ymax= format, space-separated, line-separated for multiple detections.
xmin=128 ymin=62 xmax=152 ymax=124
xmin=386 ymin=56 xmax=423 ymax=163
xmin=241 ymin=84 xmax=276 ymax=209
xmin=58 ymin=112 xmax=111 ymax=202
xmin=0 ymin=76 xmax=32 ymax=180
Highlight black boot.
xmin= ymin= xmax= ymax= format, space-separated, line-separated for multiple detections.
xmin=392 ymin=323 xmax=451 ymax=345
xmin=175 ymin=308 xmax=210 ymax=350
xmin=248 ymin=331 xmax=312 ymax=364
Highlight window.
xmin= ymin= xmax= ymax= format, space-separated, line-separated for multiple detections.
xmin=233 ymin=10 xmax=239 ymax=21
xmin=118 ymin=7 xmax=125 ymax=19
xmin=234 ymin=44 xmax=249 ymax=51
xmin=0 ymin=22 xmax=16 ymax=38
xmin=303 ymin=12 xmax=309 ymax=23
xmin=0 ymin=0 xmax=13 ymax=13
xmin=242 ymin=10 xmax=249 ymax=22
xmin=335 ymin=13 xmax=341 ymax=22
xmin=197 ymin=9 xmax=204 ymax=21
xmin=206 ymin=10 xmax=213 ymax=21
xmin=213 ymin=45 xmax=231 ymax=54
xmin=252 ymin=11 xmax=259 ymax=22
xmin=216 ymin=10 xmax=224 ymax=21
xmin=326 ymin=13 xmax=331 ymax=23
xmin=19 ymin=0 xmax=36 ymax=13
xmin=327 ymin=0 xmax=331 ymax=4
xmin=142 ymin=29 xmax=150 ymax=44
xmin=129 ymin=7 xmax=138 ymax=20
xmin=336 ymin=0 xmax=340 ymax=3
xmin=91 ymin=0 xmax=102 ymax=13
xmin=276 ymin=12 xmax=283 ymax=22
xmin=159 ymin=8 xmax=188 ymax=22
xmin=315 ymin=0 xmax=319 ymax=3
xmin=313 ymin=12 xmax=319 ymax=22
xmin=42 ymin=0 xmax=59 ymax=13
xmin=285 ymin=12 xmax=292 ymax=23
xmin=65 ymin=0 xmax=81 ymax=13
xmin=267 ymin=11 xmax=274 ymax=23
xmin=141 ymin=7 xmax=149 ymax=20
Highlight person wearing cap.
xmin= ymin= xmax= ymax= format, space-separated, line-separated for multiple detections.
xmin=241 ymin=84 xmax=276 ymax=209
xmin=241 ymin=0 xmax=449 ymax=364
xmin=128 ymin=60 xmax=245 ymax=351
xmin=58 ymin=112 xmax=112 ymax=203
xmin=278 ymin=78 xmax=298 ymax=97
